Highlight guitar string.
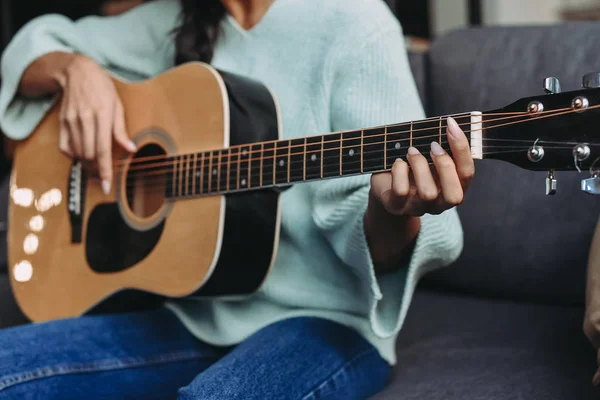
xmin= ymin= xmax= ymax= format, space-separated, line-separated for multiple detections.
xmin=121 ymin=140 xmax=584 ymax=183
xmin=116 ymin=102 xmax=600 ymax=193
xmin=112 ymin=108 xmax=559 ymax=168
xmin=120 ymin=104 xmax=594 ymax=178
xmin=116 ymin=142 xmax=588 ymax=194
xmin=118 ymin=106 xmax=575 ymax=173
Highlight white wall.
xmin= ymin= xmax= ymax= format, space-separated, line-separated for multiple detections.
xmin=430 ymin=0 xmax=583 ymax=37
xmin=429 ymin=0 xmax=468 ymax=36
xmin=482 ymin=0 xmax=563 ymax=26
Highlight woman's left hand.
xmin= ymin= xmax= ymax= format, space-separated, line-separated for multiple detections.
xmin=369 ymin=116 xmax=474 ymax=217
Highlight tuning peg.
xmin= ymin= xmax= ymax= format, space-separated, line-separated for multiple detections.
xmin=583 ymin=72 xmax=600 ymax=89
xmin=546 ymin=169 xmax=557 ymax=195
xmin=581 ymin=173 xmax=600 ymax=195
xmin=543 ymin=77 xmax=561 ymax=94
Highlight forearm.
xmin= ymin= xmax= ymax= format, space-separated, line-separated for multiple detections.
xmin=18 ymin=51 xmax=77 ymax=97
xmin=364 ymin=190 xmax=421 ymax=275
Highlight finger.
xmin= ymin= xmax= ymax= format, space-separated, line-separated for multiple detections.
xmin=96 ymin=106 xmax=113 ymax=195
xmin=58 ymin=92 xmax=73 ymax=157
xmin=79 ymin=109 xmax=96 ymax=161
xmin=376 ymin=159 xmax=411 ymax=214
xmin=446 ymin=116 xmax=475 ymax=189
xmin=430 ymin=141 xmax=464 ymax=207
xmin=112 ymin=98 xmax=136 ymax=153
xmin=391 ymin=158 xmax=410 ymax=199
xmin=66 ymin=99 xmax=83 ymax=158
xmin=407 ymin=146 xmax=438 ymax=205
xmin=369 ymin=171 xmax=392 ymax=202
xmin=593 ymin=367 xmax=600 ymax=387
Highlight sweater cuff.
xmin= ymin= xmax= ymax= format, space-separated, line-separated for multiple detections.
xmin=346 ymin=195 xmax=464 ymax=338
xmin=0 ymin=20 xmax=74 ymax=140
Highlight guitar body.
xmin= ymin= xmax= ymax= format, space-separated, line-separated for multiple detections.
xmin=8 ymin=63 xmax=282 ymax=321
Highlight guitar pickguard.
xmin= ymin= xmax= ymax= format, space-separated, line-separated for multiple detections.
xmin=85 ymin=203 xmax=164 ymax=273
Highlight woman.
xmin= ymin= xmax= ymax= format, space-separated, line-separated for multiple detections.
xmin=0 ymin=0 xmax=474 ymax=398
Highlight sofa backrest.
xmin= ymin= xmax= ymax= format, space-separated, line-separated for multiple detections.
xmin=409 ymin=23 xmax=600 ymax=306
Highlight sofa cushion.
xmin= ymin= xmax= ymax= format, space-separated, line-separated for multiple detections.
xmin=421 ymin=24 xmax=600 ymax=305
xmin=372 ymin=289 xmax=599 ymax=400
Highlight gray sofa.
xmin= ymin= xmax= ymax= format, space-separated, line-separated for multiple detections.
xmin=1 ymin=23 xmax=600 ymax=399
xmin=373 ymin=23 xmax=600 ymax=399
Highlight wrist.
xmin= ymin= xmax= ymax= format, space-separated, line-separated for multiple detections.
xmin=365 ymin=190 xmax=421 ymax=274
xmin=48 ymin=52 xmax=82 ymax=89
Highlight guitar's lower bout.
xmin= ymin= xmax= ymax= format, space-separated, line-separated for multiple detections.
xmin=86 ymin=204 xmax=165 ymax=273
xmin=8 ymin=63 xmax=281 ymax=321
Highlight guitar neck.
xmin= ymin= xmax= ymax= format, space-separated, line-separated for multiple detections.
xmin=164 ymin=112 xmax=483 ymax=198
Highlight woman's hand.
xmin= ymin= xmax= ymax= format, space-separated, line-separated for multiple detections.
xmin=370 ymin=116 xmax=474 ymax=217
xmin=365 ymin=116 xmax=474 ymax=273
xmin=55 ymin=54 xmax=136 ymax=194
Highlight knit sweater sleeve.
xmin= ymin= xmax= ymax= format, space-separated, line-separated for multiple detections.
xmin=311 ymin=23 xmax=464 ymax=338
xmin=0 ymin=0 xmax=179 ymax=140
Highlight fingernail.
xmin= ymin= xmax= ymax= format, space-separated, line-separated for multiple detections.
xmin=101 ymin=180 xmax=111 ymax=195
xmin=126 ymin=141 xmax=137 ymax=152
xmin=447 ymin=117 xmax=460 ymax=139
xmin=430 ymin=141 xmax=445 ymax=156
xmin=407 ymin=146 xmax=420 ymax=156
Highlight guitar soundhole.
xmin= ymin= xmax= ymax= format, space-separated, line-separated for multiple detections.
xmin=126 ymin=143 xmax=167 ymax=219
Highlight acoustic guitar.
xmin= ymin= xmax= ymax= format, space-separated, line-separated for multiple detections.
xmin=7 ymin=63 xmax=600 ymax=321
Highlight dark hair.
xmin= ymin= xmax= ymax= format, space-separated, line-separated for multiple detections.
xmin=174 ymin=0 xmax=227 ymax=65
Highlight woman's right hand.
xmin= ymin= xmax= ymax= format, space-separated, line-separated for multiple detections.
xmin=54 ymin=54 xmax=137 ymax=195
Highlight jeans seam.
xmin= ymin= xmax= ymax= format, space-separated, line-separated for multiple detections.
xmin=0 ymin=349 xmax=211 ymax=392
xmin=299 ymin=347 xmax=377 ymax=400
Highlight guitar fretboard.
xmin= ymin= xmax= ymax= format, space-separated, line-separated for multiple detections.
xmin=161 ymin=112 xmax=481 ymax=199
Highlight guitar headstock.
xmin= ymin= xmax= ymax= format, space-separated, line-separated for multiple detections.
xmin=482 ymin=73 xmax=600 ymax=195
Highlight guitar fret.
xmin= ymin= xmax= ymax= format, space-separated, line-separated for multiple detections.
xmin=383 ymin=125 xmax=387 ymax=170
xmin=178 ymin=155 xmax=184 ymax=197
xmin=363 ymin=127 xmax=385 ymax=172
xmin=287 ymin=140 xmax=291 ymax=183
xmin=171 ymin=156 xmax=177 ymax=197
xmin=386 ymin=126 xmax=408 ymax=167
xmin=226 ymin=148 xmax=231 ymax=191
xmin=210 ymin=151 xmax=219 ymax=193
xmin=323 ymin=133 xmax=341 ymax=178
xmin=183 ymin=155 xmax=188 ymax=196
xmin=247 ymin=145 xmax=252 ymax=189
xmin=320 ymin=135 xmax=324 ymax=179
xmin=412 ymin=119 xmax=447 ymax=163
xmin=305 ymin=136 xmax=322 ymax=181
xmin=339 ymin=133 xmax=343 ymax=176
xmin=250 ymin=143 xmax=262 ymax=189
xmin=360 ymin=130 xmax=364 ymax=173
xmin=438 ymin=117 xmax=443 ymax=144
xmin=239 ymin=145 xmax=249 ymax=189
xmin=341 ymin=130 xmax=361 ymax=176
xmin=275 ymin=140 xmax=289 ymax=185
xmin=202 ymin=152 xmax=210 ymax=194
xmin=219 ymin=149 xmax=228 ymax=192
xmin=410 ymin=121 xmax=413 ymax=148
xmin=237 ymin=146 xmax=242 ymax=190
xmin=187 ymin=154 xmax=193 ymax=196
xmin=229 ymin=147 xmax=239 ymax=191
xmin=165 ymin=156 xmax=174 ymax=198
xmin=303 ymin=137 xmax=307 ymax=181
xmin=262 ymin=142 xmax=275 ymax=188
xmin=259 ymin=143 xmax=264 ymax=187
xmin=191 ymin=153 xmax=197 ymax=195
xmin=289 ymin=138 xmax=305 ymax=183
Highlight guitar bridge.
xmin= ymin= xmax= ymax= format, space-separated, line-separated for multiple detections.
xmin=67 ymin=160 xmax=86 ymax=243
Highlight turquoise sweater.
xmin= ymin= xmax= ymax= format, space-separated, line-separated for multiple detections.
xmin=0 ymin=0 xmax=463 ymax=365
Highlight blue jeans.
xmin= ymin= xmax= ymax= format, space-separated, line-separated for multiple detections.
xmin=0 ymin=308 xmax=390 ymax=399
